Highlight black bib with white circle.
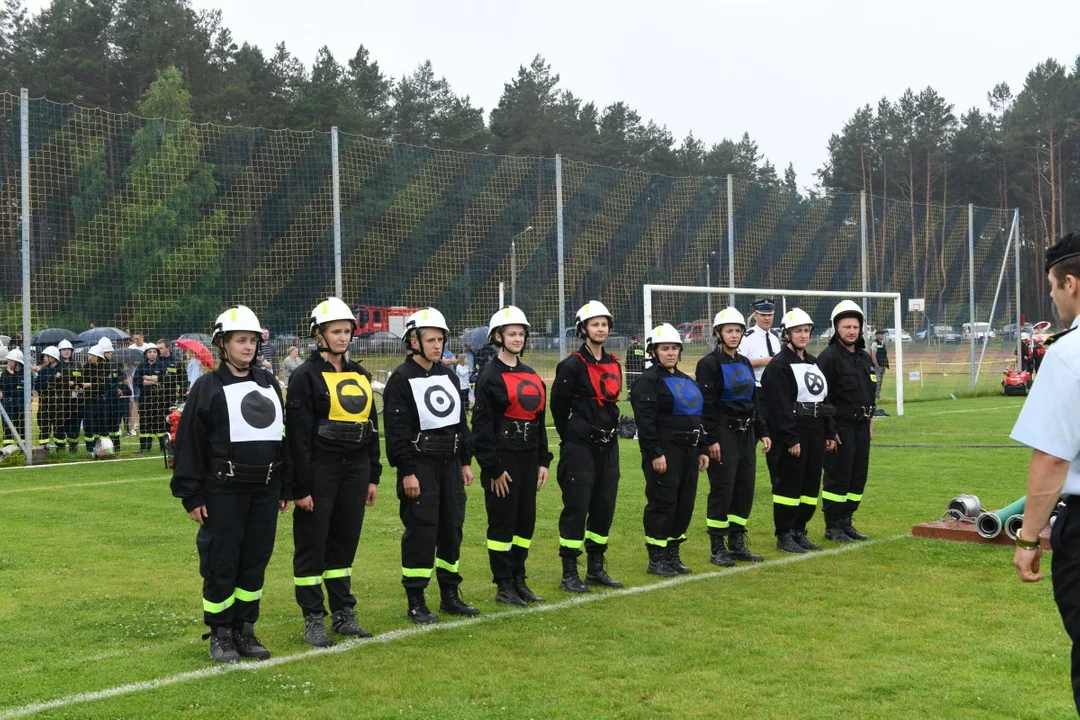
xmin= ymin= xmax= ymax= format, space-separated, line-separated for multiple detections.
xmin=223 ymin=383 xmax=284 ymax=442
xmin=408 ymin=374 xmax=461 ymax=430
xmin=791 ymin=362 xmax=828 ymax=403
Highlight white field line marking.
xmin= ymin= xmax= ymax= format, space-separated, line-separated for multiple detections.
xmin=926 ymin=405 xmax=1021 ymax=416
xmin=0 ymin=456 xmax=163 ymax=471
xmin=0 ymin=533 xmax=908 ymax=719
xmin=0 ymin=477 xmax=166 ymax=495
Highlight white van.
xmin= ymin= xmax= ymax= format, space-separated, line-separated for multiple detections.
xmin=961 ymin=322 xmax=995 ymax=341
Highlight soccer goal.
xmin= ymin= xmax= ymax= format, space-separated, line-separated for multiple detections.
xmin=643 ymin=285 xmax=904 ymax=416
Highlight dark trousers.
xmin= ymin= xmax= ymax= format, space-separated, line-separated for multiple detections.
xmin=398 ymin=455 xmax=465 ymax=590
xmin=84 ymin=398 xmax=108 ymax=449
xmin=1 ymin=410 xmax=23 ymax=446
xmin=60 ymin=405 xmax=82 ymax=447
xmin=196 ymin=486 xmax=280 ymax=630
xmin=293 ymin=453 xmax=371 ymax=615
xmin=483 ymin=447 xmax=538 ymax=582
xmin=557 ymin=440 xmax=620 ymax=557
xmin=822 ymin=421 xmax=871 ymax=523
xmin=706 ymin=426 xmax=757 ymax=536
xmin=768 ymin=424 xmax=825 ymax=535
xmin=37 ymin=402 xmax=58 ymax=445
xmin=642 ymin=442 xmax=698 ymax=547
xmin=1052 ymin=504 xmax=1080 ymax=715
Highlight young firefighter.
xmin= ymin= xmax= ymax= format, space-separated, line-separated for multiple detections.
xmin=631 ymin=323 xmax=709 ymax=576
xmin=761 ymin=308 xmax=838 ymax=554
xmin=696 ymin=308 xmax=771 ymax=566
xmin=82 ymin=344 xmax=110 ymax=455
xmin=287 ymin=298 xmax=381 ymax=646
xmin=0 ymin=349 xmax=26 ymax=455
xmin=35 ymin=346 xmax=63 ymax=452
xmin=170 ymin=305 xmax=291 ymax=663
xmin=56 ymin=340 xmax=83 ymax=454
xmin=817 ymin=301 xmax=876 ymax=543
xmin=384 ymin=307 xmax=477 ymax=624
xmin=552 ymin=301 xmax=624 ymax=592
xmin=97 ymin=338 xmax=128 ymax=452
xmin=134 ymin=345 xmax=169 ymax=454
xmin=472 ymin=306 xmax=553 ymax=607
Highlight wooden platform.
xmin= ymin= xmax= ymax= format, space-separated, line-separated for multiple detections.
xmin=911 ymin=519 xmax=1051 ymax=549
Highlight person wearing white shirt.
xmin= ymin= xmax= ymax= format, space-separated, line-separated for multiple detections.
xmin=1011 ymin=231 xmax=1080 ymax=714
xmin=738 ymin=299 xmax=780 ymax=388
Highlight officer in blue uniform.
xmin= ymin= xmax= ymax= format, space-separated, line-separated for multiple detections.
xmin=1012 ymin=231 xmax=1080 ymax=713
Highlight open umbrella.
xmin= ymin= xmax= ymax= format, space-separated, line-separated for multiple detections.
xmin=177 ymin=332 xmax=214 ymax=346
xmin=31 ymin=328 xmax=83 ymax=347
xmin=111 ymin=347 xmax=146 ymax=365
xmin=461 ymin=326 xmax=490 ymax=349
xmin=176 ymin=338 xmax=214 ymax=369
xmin=80 ymin=327 xmax=130 ymax=345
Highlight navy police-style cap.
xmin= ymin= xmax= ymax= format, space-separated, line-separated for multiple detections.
xmin=1046 ymin=232 xmax=1080 ymax=273
xmin=752 ymin=299 xmax=775 ymax=314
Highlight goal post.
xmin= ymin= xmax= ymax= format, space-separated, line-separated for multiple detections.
xmin=643 ymin=285 xmax=904 ymax=416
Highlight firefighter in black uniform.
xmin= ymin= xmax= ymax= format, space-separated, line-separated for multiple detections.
xmin=625 ymin=335 xmax=646 ymax=395
xmin=98 ymin=338 xmax=128 ymax=452
xmin=696 ymin=308 xmax=772 ymax=566
xmin=384 ymin=307 xmax=478 ymax=624
xmin=55 ymin=340 xmax=83 ymax=454
xmin=472 ymin=306 xmax=553 ymax=607
xmin=631 ymin=323 xmax=709 ymax=577
xmin=35 ymin=346 xmax=63 ymax=452
xmin=552 ymin=300 xmax=624 ymax=592
xmin=135 ymin=346 xmax=169 ymax=454
xmin=82 ymin=344 xmax=110 ymax=455
xmin=287 ymin=298 xmax=382 ymax=646
xmin=817 ymin=300 xmax=875 ymax=543
xmin=170 ymin=305 xmax=291 ymax=663
xmin=0 ymin=348 xmax=26 ymax=455
xmin=761 ymin=308 xmax=838 ymax=554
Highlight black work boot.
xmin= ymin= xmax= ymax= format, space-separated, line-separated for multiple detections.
xmin=494 ymin=579 xmax=528 ymax=607
xmin=727 ymin=532 xmax=764 ymax=562
xmin=302 ymin=613 xmax=334 ymax=647
xmin=560 ymin=555 xmax=589 ymax=593
xmin=585 ymin=553 xmax=623 ymax=588
xmin=646 ymin=544 xmax=677 ymax=577
xmin=841 ymin=514 xmax=869 ymax=541
xmin=405 ymin=589 xmax=439 ymax=624
xmin=206 ymin=626 xmax=241 ymax=663
xmin=775 ymin=531 xmax=807 ymax=554
xmin=824 ymin=514 xmax=853 ymax=543
xmin=439 ymin=585 xmax=481 ymax=616
xmin=331 ymin=609 xmax=373 ymax=638
xmin=793 ymin=530 xmax=823 ymax=552
xmin=709 ymin=535 xmax=736 ymax=566
xmin=513 ymin=574 xmax=544 ymax=603
xmin=667 ymin=543 xmax=692 ymax=575
xmin=233 ymin=622 xmax=271 ymax=660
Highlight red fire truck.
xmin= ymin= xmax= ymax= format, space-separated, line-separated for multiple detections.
xmin=354 ymin=306 xmax=422 ymax=336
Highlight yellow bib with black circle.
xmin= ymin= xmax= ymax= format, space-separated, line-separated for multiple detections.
xmin=321 ymin=371 xmax=373 ymax=423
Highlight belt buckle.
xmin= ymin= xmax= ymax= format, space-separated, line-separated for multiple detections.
xmin=224 ymin=460 xmax=235 ymax=478
xmin=265 ymin=464 xmax=274 ymax=484
xmin=521 ymin=421 xmax=531 ymax=442
xmin=453 ymin=434 xmax=460 ymax=455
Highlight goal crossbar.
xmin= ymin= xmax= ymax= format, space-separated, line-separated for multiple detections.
xmin=644 ymin=285 xmax=903 ymax=416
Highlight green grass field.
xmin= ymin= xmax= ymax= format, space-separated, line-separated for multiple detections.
xmin=0 ymin=396 xmax=1071 ymax=718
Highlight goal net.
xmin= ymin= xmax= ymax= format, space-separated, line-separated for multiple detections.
xmin=643 ymin=285 xmax=904 ymax=416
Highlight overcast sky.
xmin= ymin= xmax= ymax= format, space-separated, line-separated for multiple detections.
xmin=24 ymin=0 xmax=1080 ymax=190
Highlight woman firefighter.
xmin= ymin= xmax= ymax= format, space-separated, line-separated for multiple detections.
xmin=135 ymin=344 xmax=170 ymax=454
xmin=472 ymin=306 xmax=553 ymax=607
xmin=287 ymin=298 xmax=381 ymax=646
xmin=170 ymin=305 xmax=291 ymax=663
xmin=631 ymin=323 xmax=709 ymax=576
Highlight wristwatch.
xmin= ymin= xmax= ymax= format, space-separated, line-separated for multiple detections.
xmin=1016 ymin=532 xmax=1041 ymax=551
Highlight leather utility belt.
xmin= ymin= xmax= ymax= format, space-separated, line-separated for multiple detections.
xmin=587 ymin=426 xmax=618 ymax=447
xmin=317 ymin=421 xmax=375 ymax=443
xmin=663 ymin=428 xmax=702 ymax=447
xmin=725 ymin=415 xmax=755 ymax=433
xmin=836 ymin=405 xmax=876 ymax=421
xmin=793 ymin=402 xmax=836 ymax=418
xmin=500 ymin=419 xmax=541 ymax=449
xmin=214 ymin=458 xmax=283 ymax=484
xmin=411 ymin=432 xmax=460 ymax=456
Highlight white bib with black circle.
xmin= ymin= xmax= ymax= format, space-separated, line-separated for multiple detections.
xmin=409 ymin=374 xmax=461 ymax=430
xmin=791 ymin=363 xmax=828 ymax=403
xmin=223 ymin=383 xmax=284 ymax=443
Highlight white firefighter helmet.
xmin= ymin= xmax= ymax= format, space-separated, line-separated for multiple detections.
xmin=403 ymin=308 xmax=450 ymax=347
xmin=97 ymin=337 xmax=114 ymax=352
xmin=5 ymin=348 xmax=23 ymax=365
xmin=88 ymin=344 xmax=105 ymax=359
xmin=830 ymin=300 xmax=865 ymax=326
xmin=575 ymin=301 xmax=614 ymax=332
xmin=309 ymin=297 xmax=356 ymax=337
xmin=58 ymin=339 xmax=73 ymax=351
xmin=713 ymin=307 xmax=747 ymax=330
xmin=646 ymin=323 xmax=683 ymax=356
xmin=94 ymin=436 xmax=115 ymax=457
xmin=211 ymin=305 xmax=262 ymax=345
xmin=780 ymin=308 xmax=814 ymax=333
xmin=487 ymin=305 xmax=531 ymax=344
xmin=43 ymin=346 xmax=61 ymax=361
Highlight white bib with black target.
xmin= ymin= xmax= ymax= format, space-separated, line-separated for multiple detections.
xmin=223 ymin=382 xmax=284 ymax=442
xmin=791 ymin=363 xmax=828 ymax=403
xmin=409 ymin=374 xmax=461 ymax=430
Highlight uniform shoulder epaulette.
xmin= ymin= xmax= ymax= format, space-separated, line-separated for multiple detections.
xmin=745 ymin=328 xmax=755 ymax=336
xmin=1044 ymin=327 xmax=1075 ymax=347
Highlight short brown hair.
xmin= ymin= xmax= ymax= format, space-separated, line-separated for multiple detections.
xmin=1051 ymin=256 xmax=1080 ymax=286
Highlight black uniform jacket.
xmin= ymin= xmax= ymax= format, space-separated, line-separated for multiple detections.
xmin=817 ymin=340 xmax=877 ymax=420
xmin=551 ymin=344 xmax=622 ymax=441
xmin=285 ymin=351 xmax=382 ymax=499
xmin=696 ymin=348 xmax=768 ymax=445
xmin=384 ymin=356 xmax=473 ymax=481
xmin=472 ymin=356 xmax=554 ymax=479
xmin=630 ymin=363 xmax=708 ymax=461
xmin=760 ymin=344 xmax=836 ymax=450
xmin=170 ymin=364 xmax=290 ymax=512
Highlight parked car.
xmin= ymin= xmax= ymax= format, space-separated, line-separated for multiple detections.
xmin=932 ymin=325 xmax=962 ymax=343
xmin=354 ymin=331 xmax=401 ymax=354
xmin=882 ymin=327 xmax=912 ymax=343
xmin=961 ymin=322 xmax=995 ymax=341
xmin=1001 ymin=323 xmax=1035 ymax=342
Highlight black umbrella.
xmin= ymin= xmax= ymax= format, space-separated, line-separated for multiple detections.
xmin=79 ymin=327 xmax=130 ymax=344
xmin=461 ymin=327 xmax=490 ymax=349
xmin=31 ymin=328 xmax=83 ymax=347
xmin=111 ymin=347 xmax=145 ymax=364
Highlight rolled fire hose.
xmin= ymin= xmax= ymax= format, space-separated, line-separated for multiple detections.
xmin=1004 ymin=513 xmax=1024 ymax=541
xmin=976 ymin=496 xmax=1026 ymax=539
xmin=944 ymin=494 xmax=982 ymax=522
